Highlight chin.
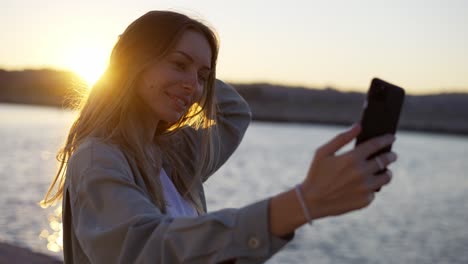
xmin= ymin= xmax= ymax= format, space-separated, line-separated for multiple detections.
xmin=164 ymin=113 xmax=184 ymax=124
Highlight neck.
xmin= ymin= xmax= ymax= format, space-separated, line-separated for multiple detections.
xmin=144 ymin=117 xmax=159 ymax=143
xmin=140 ymin=108 xmax=159 ymax=142
xmin=133 ymin=93 xmax=160 ymax=143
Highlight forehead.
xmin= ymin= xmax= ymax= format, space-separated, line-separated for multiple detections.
xmin=172 ymin=30 xmax=212 ymax=68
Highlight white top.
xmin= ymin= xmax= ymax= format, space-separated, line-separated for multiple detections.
xmin=159 ymin=168 xmax=198 ymax=217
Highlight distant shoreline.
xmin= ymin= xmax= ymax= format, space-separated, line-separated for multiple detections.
xmin=233 ymin=83 xmax=468 ymax=136
xmin=1 ymin=69 xmax=467 ymax=136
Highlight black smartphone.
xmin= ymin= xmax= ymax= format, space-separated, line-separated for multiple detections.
xmin=355 ymin=78 xmax=405 ymax=188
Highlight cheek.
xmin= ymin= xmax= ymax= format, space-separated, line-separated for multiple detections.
xmin=135 ymin=87 xmax=154 ymax=113
xmin=190 ymin=87 xmax=203 ymax=106
xmin=135 ymin=79 xmax=162 ymax=110
xmin=140 ymin=65 xmax=175 ymax=91
xmin=196 ymin=87 xmax=204 ymax=101
xmin=151 ymin=71 xmax=181 ymax=92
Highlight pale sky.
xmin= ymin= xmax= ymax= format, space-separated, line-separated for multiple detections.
xmin=1 ymin=0 xmax=467 ymax=94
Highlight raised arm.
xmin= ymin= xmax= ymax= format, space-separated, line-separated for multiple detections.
xmin=179 ymin=79 xmax=252 ymax=181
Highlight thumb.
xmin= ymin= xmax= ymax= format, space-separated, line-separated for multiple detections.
xmin=316 ymin=123 xmax=361 ymax=158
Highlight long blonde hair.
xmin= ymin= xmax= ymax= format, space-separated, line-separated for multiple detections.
xmin=41 ymin=11 xmax=220 ymax=214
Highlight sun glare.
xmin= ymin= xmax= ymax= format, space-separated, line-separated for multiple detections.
xmin=65 ymin=46 xmax=108 ymax=89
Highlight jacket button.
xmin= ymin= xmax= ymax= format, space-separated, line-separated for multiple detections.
xmin=248 ymin=237 xmax=260 ymax=249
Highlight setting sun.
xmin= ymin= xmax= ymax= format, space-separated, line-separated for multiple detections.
xmin=64 ymin=46 xmax=109 ymax=88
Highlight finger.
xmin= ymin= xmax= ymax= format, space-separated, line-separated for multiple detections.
xmin=363 ymin=152 xmax=398 ymax=175
xmin=316 ymin=124 xmax=361 ymax=159
xmin=354 ymin=134 xmax=395 ymax=159
xmin=367 ymin=170 xmax=393 ymax=191
xmin=336 ymin=167 xmax=393 ymax=197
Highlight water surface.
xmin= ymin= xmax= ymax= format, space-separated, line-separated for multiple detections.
xmin=1 ymin=103 xmax=467 ymax=263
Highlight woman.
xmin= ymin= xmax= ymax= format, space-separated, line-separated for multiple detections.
xmin=42 ymin=10 xmax=397 ymax=263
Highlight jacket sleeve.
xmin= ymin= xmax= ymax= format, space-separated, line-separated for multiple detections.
xmin=179 ymin=79 xmax=252 ymax=182
xmin=67 ymin=141 xmax=293 ymax=264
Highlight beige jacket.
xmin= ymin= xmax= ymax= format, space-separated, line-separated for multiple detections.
xmin=62 ymin=80 xmax=294 ymax=263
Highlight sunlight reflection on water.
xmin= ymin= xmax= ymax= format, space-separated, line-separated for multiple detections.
xmin=39 ymin=205 xmax=63 ymax=253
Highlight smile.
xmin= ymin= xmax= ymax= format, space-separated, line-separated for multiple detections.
xmin=167 ymin=93 xmax=189 ymax=110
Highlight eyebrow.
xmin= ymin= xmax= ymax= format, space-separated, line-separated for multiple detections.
xmin=173 ymin=51 xmax=211 ymax=71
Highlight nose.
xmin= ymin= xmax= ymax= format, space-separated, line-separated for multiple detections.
xmin=182 ymin=71 xmax=202 ymax=94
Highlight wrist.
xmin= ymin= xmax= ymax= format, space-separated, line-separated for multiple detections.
xmin=294 ymin=184 xmax=313 ymax=225
xmin=300 ymin=182 xmax=322 ymax=220
xmin=269 ymin=186 xmax=311 ymax=237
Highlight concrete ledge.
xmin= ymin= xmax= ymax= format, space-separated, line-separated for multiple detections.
xmin=0 ymin=242 xmax=62 ymax=264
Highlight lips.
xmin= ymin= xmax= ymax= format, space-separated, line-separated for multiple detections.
xmin=166 ymin=92 xmax=190 ymax=110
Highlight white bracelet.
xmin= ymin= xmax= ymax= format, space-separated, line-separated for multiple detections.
xmin=295 ymin=184 xmax=313 ymax=226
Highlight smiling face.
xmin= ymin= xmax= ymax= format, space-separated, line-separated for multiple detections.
xmin=136 ymin=29 xmax=213 ymax=125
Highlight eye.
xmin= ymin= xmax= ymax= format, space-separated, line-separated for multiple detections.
xmin=173 ymin=60 xmax=186 ymax=71
xmin=198 ymin=72 xmax=209 ymax=85
xmin=198 ymin=74 xmax=208 ymax=83
xmin=198 ymin=69 xmax=211 ymax=83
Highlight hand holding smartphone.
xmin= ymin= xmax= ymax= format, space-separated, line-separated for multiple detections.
xmin=355 ymin=78 xmax=405 ymax=190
